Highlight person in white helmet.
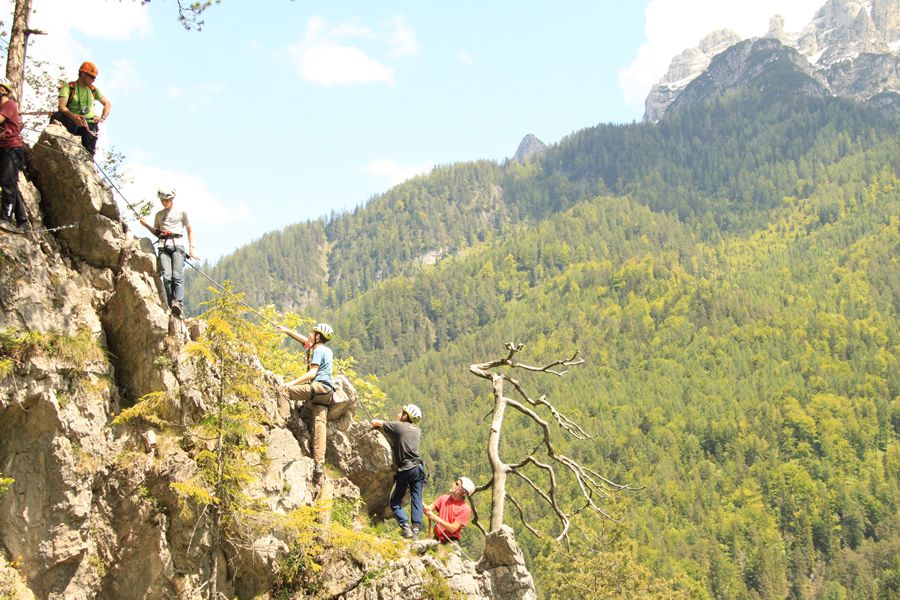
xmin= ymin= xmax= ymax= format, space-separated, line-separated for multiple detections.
xmin=139 ymin=187 xmax=196 ymax=318
xmin=424 ymin=476 xmax=475 ymax=543
xmin=279 ymin=322 xmax=335 ymax=485
xmin=372 ymin=404 xmax=425 ymax=539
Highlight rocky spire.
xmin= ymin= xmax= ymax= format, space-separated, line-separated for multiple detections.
xmin=643 ymin=0 xmax=900 ymax=122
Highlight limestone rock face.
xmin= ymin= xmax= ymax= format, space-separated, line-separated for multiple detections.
xmin=643 ymin=29 xmax=742 ymax=123
xmin=512 ymin=133 xmax=547 ymax=163
xmin=644 ymin=0 xmax=900 ymax=121
xmin=666 ymin=38 xmax=830 ymax=117
xmin=327 ymin=420 xmax=395 ymax=515
xmin=32 ymin=124 xmax=126 ymax=269
xmin=478 ymin=525 xmax=538 ymax=600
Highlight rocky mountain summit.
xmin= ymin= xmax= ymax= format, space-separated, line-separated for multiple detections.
xmin=511 ymin=134 xmax=547 ymax=163
xmin=644 ymin=0 xmax=900 ymax=121
xmin=0 ymin=125 xmax=536 ymax=598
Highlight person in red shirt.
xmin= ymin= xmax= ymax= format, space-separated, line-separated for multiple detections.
xmin=424 ymin=476 xmax=475 ymax=543
xmin=0 ymin=77 xmax=26 ymax=233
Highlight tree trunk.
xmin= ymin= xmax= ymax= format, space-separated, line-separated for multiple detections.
xmin=208 ymin=386 xmax=226 ymax=600
xmin=488 ymin=373 xmax=508 ymax=532
xmin=5 ymin=0 xmax=32 ymax=101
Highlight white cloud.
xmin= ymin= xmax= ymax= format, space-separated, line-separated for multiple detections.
xmin=364 ymin=158 xmax=433 ymax=186
xmin=618 ymin=0 xmax=824 ymax=111
xmin=389 ymin=16 xmax=418 ymax=57
xmin=100 ymin=59 xmax=144 ymax=96
xmin=294 ymin=44 xmax=395 ymax=86
xmin=458 ymin=51 xmax=473 ymax=65
xmin=288 ymin=15 xmax=417 ymax=86
xmin=119 ymin=163 xmax=248 ymax=228
xmin=29 ymin=0 xmax=152 ymax=41
xmin=163 ymin=82 xmax=225 ymax=111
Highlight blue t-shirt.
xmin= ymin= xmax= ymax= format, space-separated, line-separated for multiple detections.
xmin=310 ymin=344 xmax=333 ymax=388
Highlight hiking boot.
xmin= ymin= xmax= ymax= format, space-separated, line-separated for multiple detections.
xmin=171 ymin=301 xmax=183 ymax=318
xmin=411 ymin=525 xmax=420 ymax=537
xmin=400 ymin=525 xmax=414 ymax=539
xmin=312 ymin=466 xmax=324 ymax=486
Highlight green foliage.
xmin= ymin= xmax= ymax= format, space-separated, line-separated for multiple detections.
xmin=174 ymin=284 xmax=268 ymax=513
xmin=112 ymin=391 xmax=174 ymax=428
xmin=534 ymin=518 xmax=700 ymax=599
xmin=0 ymin=473 xmax=12 ymax=497
xmin=181 ymin=89 xmax=897 ymax=597
xmin=0 ymin=328 xmax=106 ymax=367
xmin=272 ymin=505 xmax=403 ymax=596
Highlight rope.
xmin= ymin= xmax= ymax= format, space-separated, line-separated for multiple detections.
xmin=427 ymin=515 xmax=475 ymax=560
xmin=22 ymin=122 xmax=289 ymax=333
xmin=27 ymin=221 xmax=79 ymax=234
xmin=355 ymin=394 xmax=377 ymax=422
xmin=182 ymin=258 xmax=281 ymax=329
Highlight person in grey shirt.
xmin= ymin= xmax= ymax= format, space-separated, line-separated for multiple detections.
xmin=139 ymin=186 xmax=196 ymax=317
xmin=372 ymin=404 xmax=425 ymax=539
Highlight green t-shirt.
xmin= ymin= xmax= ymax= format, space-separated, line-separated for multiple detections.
xmin=58 ymin=82 xmax=104 ymax=122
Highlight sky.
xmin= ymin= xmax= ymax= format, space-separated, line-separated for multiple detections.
xmin=2 ymin=0 xmax=824 ymax=260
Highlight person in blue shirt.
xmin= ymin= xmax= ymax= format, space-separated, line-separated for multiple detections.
xmin=280 ymin=322 xmax=335 ymax=485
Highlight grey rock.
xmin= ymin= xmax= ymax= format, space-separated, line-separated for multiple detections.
xmin=512 ymin=134 xmax=547 ymax=163
xmin=644 ymin=0 xmax=900 ymax=121
xmin=644 ymin=29 xmax=741 ymax=122
xmin=478 ymin=526 xmax=537 ymax=600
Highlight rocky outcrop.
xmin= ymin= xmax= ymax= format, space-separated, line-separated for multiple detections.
xmin=644 ymin=0 xmax=900 ymax=121
xmin=0 ymin=125 xmax=538 ymax=599
xmin=512 ymin=133 xmax=547 ymax=163
xmin=478 ymin=525 xmax=538 ymax=600
xmin=666 ymin=38 xmax=830 ymax=116
xmin=644 ymin=29 xmax=742 ymax=123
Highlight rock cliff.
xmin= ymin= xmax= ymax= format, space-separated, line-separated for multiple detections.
xmin=644 ymin=0 xmax=900 ymax=121
xmin=512 ymin=134 xmax=547 ymax=163
xmin=0 ymin=125 xmax=537 ymax=598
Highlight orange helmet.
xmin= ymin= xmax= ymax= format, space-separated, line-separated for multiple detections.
xmin=79 ymin=61 xmax=98 ymax=77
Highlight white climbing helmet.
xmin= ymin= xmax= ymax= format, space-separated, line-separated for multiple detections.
xmin=313 ymin=322 xmax=334 ymax=341
xmin=458 ymin=477 xmax=475 ymax=496
xmin=157 ymin=186 xmax=176 ymax=200
xmin=402 ymin=404 xmax=422 ymax=424
xmin=0 ymin=78 xmax=13 ymax=95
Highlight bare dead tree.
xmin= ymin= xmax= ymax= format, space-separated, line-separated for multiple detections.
xmin=469 ymin=342 xmax=632 ymax=543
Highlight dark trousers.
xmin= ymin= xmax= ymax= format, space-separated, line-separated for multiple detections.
xmin=390 ymin=464 xmax=425 ymax=528
xmin=0 ymin=147 xmax=25 ymax=225
xmin=50 ymin=111 xmax=99 ymax=156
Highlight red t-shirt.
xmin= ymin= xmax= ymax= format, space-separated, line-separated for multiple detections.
xmin=431 ymin=494 xmax=472 ymax=541
xmin=0 ymin=99 xmax=22 ymax=150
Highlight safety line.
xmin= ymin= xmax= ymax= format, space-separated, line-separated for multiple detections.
xmin=182 ymin=257 xmax=281 ymax=329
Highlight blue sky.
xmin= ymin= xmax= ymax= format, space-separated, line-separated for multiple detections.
xmin=3 ymin=0 xmax=823 ymax=260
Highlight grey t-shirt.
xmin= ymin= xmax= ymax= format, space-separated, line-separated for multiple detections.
xmin=381 ymin=421 xmax=422 ymax=472
xmin=153 ymin=207 xmax=190 ymax=238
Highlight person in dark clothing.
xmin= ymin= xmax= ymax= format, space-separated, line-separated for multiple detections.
xmin=372 ymin=404 xmax=425 ymax=539
xmin=0 ymin=77 xmax=27 ymax=233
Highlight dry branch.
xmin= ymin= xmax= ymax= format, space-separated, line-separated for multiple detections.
xmin=469 ymin=342 xmax=631 ymax=543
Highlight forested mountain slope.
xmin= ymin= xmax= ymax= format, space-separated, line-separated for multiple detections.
xmin=370 ymin=154 xmax=898 ymax=598
xmin=181 ymin=63 xmax=900 ymax=597
xmin=186 ymin=72 xmax=898 ymax=314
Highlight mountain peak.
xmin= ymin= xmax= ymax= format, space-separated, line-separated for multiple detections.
xmin=512 ymin=134 xmax=547 ymax=163
xmin=644 ymin=0 xmax=900 ymax=122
